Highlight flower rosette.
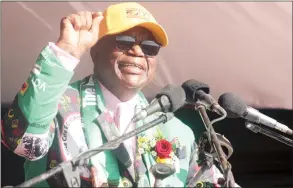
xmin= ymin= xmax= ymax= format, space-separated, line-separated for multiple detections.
xmin=155 ymin=139 xmax=173 ymax=164
xmin=136 ymin=128 xmax=180 ymax=166
xmin=150 ymin=139 xmax=177 ymax=184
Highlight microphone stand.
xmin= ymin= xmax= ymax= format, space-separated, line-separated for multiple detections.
xmin=13 ymin=113 xmax=174 ymax=188
xmin=195 ymin=102 xmax=236 ymax=187
xmin=187 ymin=151 xmax=215 ymax=187
xmin=245 ymin=121 xmax=293 ymax=148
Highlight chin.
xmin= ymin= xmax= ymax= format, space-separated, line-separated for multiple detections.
xmin=120 ymin=76 xmax=147 ymax=89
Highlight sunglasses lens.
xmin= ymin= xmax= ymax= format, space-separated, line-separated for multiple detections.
xmin=116 ymin=36 xmax=135 ymax=51
xmin=141 ymin=40 xmax=161 ymax=56
xmin=116 ymin=36 xmax=161 ymax=56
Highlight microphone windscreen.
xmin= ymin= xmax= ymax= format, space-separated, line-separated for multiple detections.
xmin=156 ymin=84 xmax=186 ymax=112
xmin=181 ymin=79 xmax=210 ymax=103
xmin=218 ymin=92 xmax=248 ymax=118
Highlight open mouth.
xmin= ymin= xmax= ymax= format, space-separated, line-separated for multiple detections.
xmin=118 ymin=63 xmax=145 ymax=71
xmin=114 ymin=58 xmax=149 ymax=87
xmin=117 ymin=62 xmax=147 ymax=75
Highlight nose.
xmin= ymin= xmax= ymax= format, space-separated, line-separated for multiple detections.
xmin=127 ymin=45 xmax=144 ymax=57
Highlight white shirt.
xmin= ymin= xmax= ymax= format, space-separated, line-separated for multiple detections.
xmin=98 ymin=82 xmax=138 ymax=160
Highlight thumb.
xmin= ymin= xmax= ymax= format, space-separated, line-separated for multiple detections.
xmin=90 ymin=12 xmax=104 ymax=36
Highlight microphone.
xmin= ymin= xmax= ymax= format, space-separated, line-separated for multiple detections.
xmin=218 ymin=92 xmax=293 ymax=136
xmin=181 ymin=79 xmax=226 ymax=116
xmin=131 ymin=84 xmax=186 ymax=122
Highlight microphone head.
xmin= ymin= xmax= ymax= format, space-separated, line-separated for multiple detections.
xmin=156 ymin=84 xmax=186 ymax=112
xmin=218 ymin=92 xmax=248 ymax=118
xmin=181 ymin=79 xmax=210 ymax=103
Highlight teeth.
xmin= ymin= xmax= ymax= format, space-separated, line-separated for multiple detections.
xmin=119 ymin=63 xmax=143 ymax=70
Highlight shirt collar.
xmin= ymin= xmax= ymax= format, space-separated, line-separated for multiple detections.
xmin=98 ymin=81 xmax=139 ymax=112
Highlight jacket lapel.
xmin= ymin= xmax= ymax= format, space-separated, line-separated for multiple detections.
xmin=80 ymin=76 xmax=121 ymax=186
xmin=132 ymin=95 xmax=156 ymax=186
xmin=141 ymin=152 xmax=156 ymax=186
xmin=134 ymin=132 xmax=156 ymax=187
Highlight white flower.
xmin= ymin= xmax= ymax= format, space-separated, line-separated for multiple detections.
xmin=142 ymin=143 xmax=148 ymax=149
xmin=138 ymin=148 xmax=145 ymax=154
xmin=145 ymin=135 xmax=152 ymax=142
xmin=151 ymin=151 xmax=157 ymax=156
xmin=150 ymin=140 xmax=156 ymax=147
xmin=175 ymin=139 xmax=180 ymax=147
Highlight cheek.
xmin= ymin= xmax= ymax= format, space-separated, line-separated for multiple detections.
xmin=147 ymin=59 xmax=158 ymax=75
xmin=109 ymin=51 xmax=123 ymax=64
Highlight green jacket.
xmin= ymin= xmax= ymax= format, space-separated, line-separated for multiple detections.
xmin=2 ymin=46 xmax=223 ymax=187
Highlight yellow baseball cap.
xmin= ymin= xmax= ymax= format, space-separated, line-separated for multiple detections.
xmin=99 ymin=2 xmax=168 ymax=47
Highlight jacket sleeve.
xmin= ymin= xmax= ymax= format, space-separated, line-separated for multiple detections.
xmin=1 ymin=44 xmax=78 ymax=161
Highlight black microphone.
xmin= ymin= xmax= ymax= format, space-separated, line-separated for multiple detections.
xmin=181 ymin=79 xmax=226 ymax=116
xmin=218 ymin=92 xmax=293 ymax=136
xmin=131 ymin=84 xmax=186 ymax=122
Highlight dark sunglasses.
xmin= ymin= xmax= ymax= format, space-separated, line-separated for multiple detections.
xmin=115 ymin=35 xmax=161 ymax=57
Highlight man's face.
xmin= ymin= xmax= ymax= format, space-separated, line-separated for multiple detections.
xmin=91 ymin=27 xmax=160 ymax=90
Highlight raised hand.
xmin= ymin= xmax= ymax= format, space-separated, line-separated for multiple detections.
xmin=56 ymin=11 xmax=104 ymax=59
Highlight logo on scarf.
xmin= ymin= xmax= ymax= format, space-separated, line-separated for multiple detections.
xmin=61 ymin=114 xmax=81 ymax=151
xmin=83 ymin=88 xmax=96 ymax=107
xmin=59 ymin=113 xmax=91 ymax=179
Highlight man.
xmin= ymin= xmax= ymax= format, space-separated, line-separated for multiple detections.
xmin=2 ymin=2 xmax=225 ymax=187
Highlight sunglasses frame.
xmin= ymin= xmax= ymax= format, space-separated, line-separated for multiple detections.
xmin=115 ymin=35 xmax=161 ymax=57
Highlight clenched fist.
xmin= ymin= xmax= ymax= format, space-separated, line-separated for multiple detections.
xmin=56 ymin=11 xmax=104 ymax=59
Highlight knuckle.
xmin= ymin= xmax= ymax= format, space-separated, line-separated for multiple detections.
xmin=87 ymin=11 xmax=92 ymax=17
xmin=69 ymin=13 xmax=78 ymax=18
xmin=77 ymin=11 xmax=87 ymax=17
xmin=61 ymin=16 xmax=68 ymax=23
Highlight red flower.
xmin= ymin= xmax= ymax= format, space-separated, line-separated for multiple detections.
xmin=155 ymin=139 xmax=172 ymax=159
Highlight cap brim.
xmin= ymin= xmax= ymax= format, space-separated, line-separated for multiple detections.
xmin=107 ymin=21 xmax=168 ymax=47
xmin=136 ymin=22 xmax=168 ymax=47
